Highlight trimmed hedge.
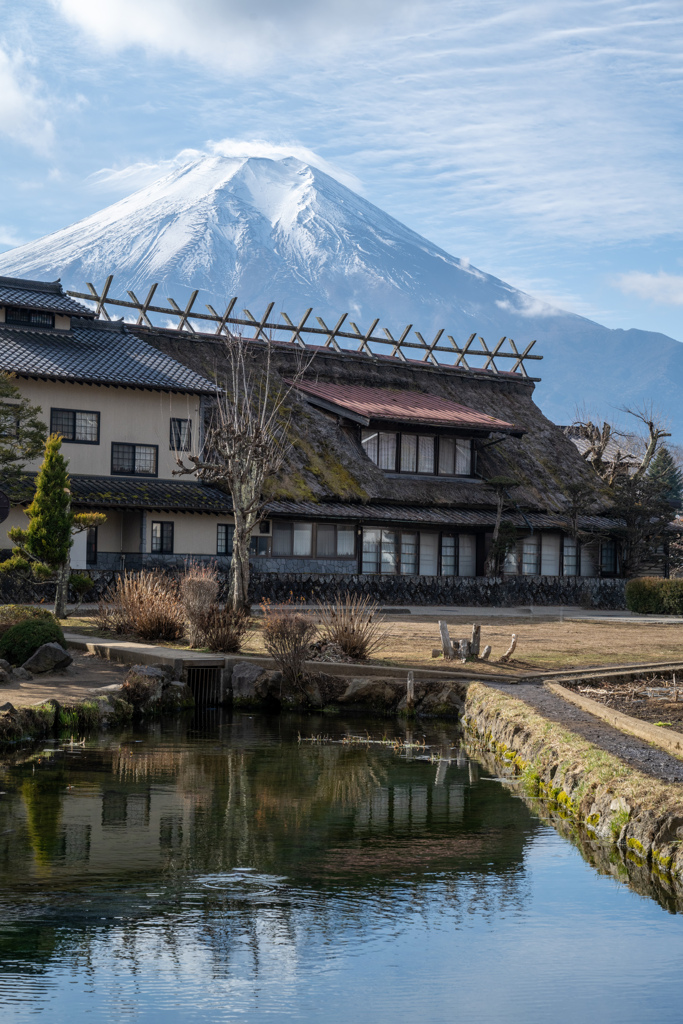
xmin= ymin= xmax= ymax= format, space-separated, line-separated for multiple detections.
xmin=625 ymin=577 xmax=683 ymax=615
xmin=0 ymin=617 xmax=65 ymax=666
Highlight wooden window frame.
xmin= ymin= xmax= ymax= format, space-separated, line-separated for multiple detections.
xmin=169 ymin=417 xmax=192 ymax=452
xmin=50 ymin=408 xmax=101 ymax=445
xmin=110 ymin=442 xmax=159 ymax=477
xmin=361 ymin=428 xmax=474 ymax=478
xmin=151 ymin=521 xmax=174 ymax=555
xmin=217 ymin=523 xmax=234 ymax=556
xmin=6 ymin=306 xmax=55 ymax=328
xmin=272 ymin=521 xmax=357 ymax=559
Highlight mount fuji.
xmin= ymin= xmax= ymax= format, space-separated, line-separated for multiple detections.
xmin=1 ymin=153 xmax=681 ymax=434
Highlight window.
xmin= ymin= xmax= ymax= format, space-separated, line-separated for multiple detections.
xmin=170 ymin=418 xmax=192 ymax=451
xmin=250 ymin=536 xmax=269 ymax=556
xmin=86 ymin=527 xmax=98 ymax=566
xmin=401 ymin=434 xmax=417 ymax=472
xmin=272 ymin=522 xmax=356 ymax=558
xmin=563 ymin=538 xmax=578 ymax=576
xmin=400 ymin=532 xmax=418 ymax=574
xmin=441 ymin=535 xmax=457 ymax=575
xmin=521 ymin=536 xmax=540 ymax=575
xmin=217 ymin=524 xmax=234 ymax=555
xmin=51 ymin=408 xmax=100 ymax=444
xmin=6 ymin=306 xmax=54 ymax=328
xmin=378 ymin=433 xmax=397 ymax=470
xmin=362 ymin=527 xmax=478 ymax=575
xmin=316 ymin=524 xmax=336 ymax=557
xmin=293 ymin=522 xmax=313 ymax=556
xmin=362 ymin=428 xmax=472 ymax=476
xmin=601 ymin=540 xmax=617 ymax=575
xmin=151 ymin=521 xmax=173 ymax=554
xmin=111 ymin=442 xmax=158 ymax=476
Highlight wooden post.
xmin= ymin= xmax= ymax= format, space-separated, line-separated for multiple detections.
xmin=469 ymin=761 xmax=479 ymax=784
xmin=406 ymin=670 xmax=415 ymax=711
xmin=481 ymin=645 xmax=492 ymax=661
xmin=470 ymin=624 xmax=481 ymax=658
xmin=458 ymin=639 xmax=470 ymax=663
xmin=439 ymin=621 xmax=455 ymax=660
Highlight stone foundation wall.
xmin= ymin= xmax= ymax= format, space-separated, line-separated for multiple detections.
xmin=0 ymin=566 xmax=626 ymax=609
xmin=247 ymin=571 xmax=627 ymax=609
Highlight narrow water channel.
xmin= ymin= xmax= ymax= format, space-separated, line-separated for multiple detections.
xmin=0 ymin=711 xmax=682 ymax=1023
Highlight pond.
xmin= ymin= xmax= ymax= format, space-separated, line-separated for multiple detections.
xmin=0 ymin=711 xmax=682 ymax=1023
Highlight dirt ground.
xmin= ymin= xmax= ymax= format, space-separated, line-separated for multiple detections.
xmin=64 ymin=611 xmax=683 ymax=675
xmin=0 ymin=651 xmax=127 ymax=709
xmin=562 ymin=677 xmax=683 ymax=736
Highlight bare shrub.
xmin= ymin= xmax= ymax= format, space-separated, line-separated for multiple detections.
xmin=198 ymin=605 xmax=253 ymax=653
xmin=180 ymin=562 xmax=219 ymax=647
xmin=316 ymin=593 xmax=389 ymax=660
xmin=261 ymin=608 xmax=316 ymax=684
xmin=96 ymin=571 xmax=184 ymax=641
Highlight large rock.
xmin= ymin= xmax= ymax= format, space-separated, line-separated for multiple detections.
xmin=121 ymin=665 xmax=165 ymax=708
xmin=22 ymin=643 xmax=73 ymax=674
xmin=232 ymin=662 xmax=268 ymax=700
xmin=0 ymin=659 xmax=11 ymax=673
xmin=338 ymin=677 xmax=402 ymax=709
xmin=418 ymin=685 xmax=463 ymax=718
xmin=159 ymin=681 xmax=195 ymax=712
xmin=0 ymin=668 xmax=11 ymax=687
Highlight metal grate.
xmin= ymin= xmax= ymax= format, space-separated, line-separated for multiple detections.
xmin=186 ymin=666 xmax=222 ymax=706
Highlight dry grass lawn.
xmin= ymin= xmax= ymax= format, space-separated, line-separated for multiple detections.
xmin=62 ymin=611 xmax=683 ymax=675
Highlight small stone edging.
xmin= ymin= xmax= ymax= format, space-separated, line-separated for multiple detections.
xmin=547 ymin=682 xmax=683 ymax=757
xmin=462 ymin=681 xmax=683 ymax=889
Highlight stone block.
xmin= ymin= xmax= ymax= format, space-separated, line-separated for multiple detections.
xmin=22 ymin=643 xmax=73 ymax=674
xmin=13 ymin=667 xmax=32 ymax=680
xmin=232 ymin=661 xmax=268 ymax=700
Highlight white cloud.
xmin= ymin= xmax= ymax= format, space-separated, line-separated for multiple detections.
xmin=51 ymin=0 xmax=412 ymax=72
xmin=615 ymin=271 xmax=683 ymax=306
xmin=0 ymin=225 xmax=26 ymax=248
xmin=0 ymin=46 xmax=53 ymax=151
xmin=88 ymin=139 xmax=363 ymax=196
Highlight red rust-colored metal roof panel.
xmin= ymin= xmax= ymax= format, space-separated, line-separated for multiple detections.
xmin=288 ymin=379 xmax=518 ymax=431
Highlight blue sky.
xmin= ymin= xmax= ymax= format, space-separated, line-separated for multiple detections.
xmin=2 ymin=0 xmax=683 ymax=340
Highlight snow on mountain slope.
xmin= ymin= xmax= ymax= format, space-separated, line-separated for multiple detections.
xmin=1 ymin=153 xmax=681 ymax=435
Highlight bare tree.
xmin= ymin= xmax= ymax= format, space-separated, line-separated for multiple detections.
xmin=483 ymin=476 xmax=519 ymax=576
xmin=620 ymin=404 xmax=671 ymax=480
xmin=174 ymin=336 xmax=308 ymax=610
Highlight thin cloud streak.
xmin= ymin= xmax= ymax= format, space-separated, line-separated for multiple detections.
xmin=616 ymin=271 xmax=683 ymax=305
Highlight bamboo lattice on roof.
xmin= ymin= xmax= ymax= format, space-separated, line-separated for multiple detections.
xmin=67 ymin=275 xmax=543 ymax=380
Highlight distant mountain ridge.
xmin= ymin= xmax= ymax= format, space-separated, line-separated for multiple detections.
xmin=0 ymin=153 xmax=681 ymax=434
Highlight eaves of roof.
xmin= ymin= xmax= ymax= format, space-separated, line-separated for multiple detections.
xmin=0 ymin=278 xmax=93 ymax=316
xmin=0 ymin=321 xmax=217 ymax=394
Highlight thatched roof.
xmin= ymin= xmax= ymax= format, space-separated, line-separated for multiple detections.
xmin=136 ymin=329 xmax=608 ymax=516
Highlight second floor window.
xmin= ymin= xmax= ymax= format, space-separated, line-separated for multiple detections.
xmin=51 ymin=408 xmax=100 ymax=444
xmin=361 ymin=430 xmax=472 ymax=476
xmin=111 ymin=442 xmax=158 ymax=476
xmin=170 ymin=418 xmax=192 ymax=451
xmin=6 ymin=306 xmax=54 ymax=328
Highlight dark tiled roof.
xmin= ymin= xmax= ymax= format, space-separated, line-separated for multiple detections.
xmin=0 ymin=276 xmax=93 ymax=316
xmin=288 ymin=378 xmax=520 ymax=432
xmin=265 ymin=499 xmax=621 ymax=531
xmin=15 ymin=474 xmax=624 ymax=531
xmin=0 ymin=319 xmax=216 ymax=393
xmin=69 ymin=476 xmax=231 ymax=512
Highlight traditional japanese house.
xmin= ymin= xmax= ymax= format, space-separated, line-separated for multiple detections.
xmin=0 ymin=273 xmax=625 ymax=599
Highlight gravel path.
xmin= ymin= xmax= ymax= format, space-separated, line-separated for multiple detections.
xmin=487 ymin=682 xmax=683 ymax=784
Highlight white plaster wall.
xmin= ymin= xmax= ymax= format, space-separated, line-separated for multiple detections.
xmin=143 ymin=513 xmax=233 ymax=555
xmin=15 ymin=379 xmax=201 ymax=479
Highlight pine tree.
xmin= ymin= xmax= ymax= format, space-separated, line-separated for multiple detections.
xmin=648 ymin=447 xmax=683 ymax=509
xmin=2 ymin=435 xmax=105 ymax=618
xmin=0 ymin=372 xmax=46 ymax=493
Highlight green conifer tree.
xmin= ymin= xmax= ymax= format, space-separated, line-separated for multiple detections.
xmin=648 ymin=447 xmax=683 ymax=509
xmin=2 ymin=435 xmax=105 ymax=618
